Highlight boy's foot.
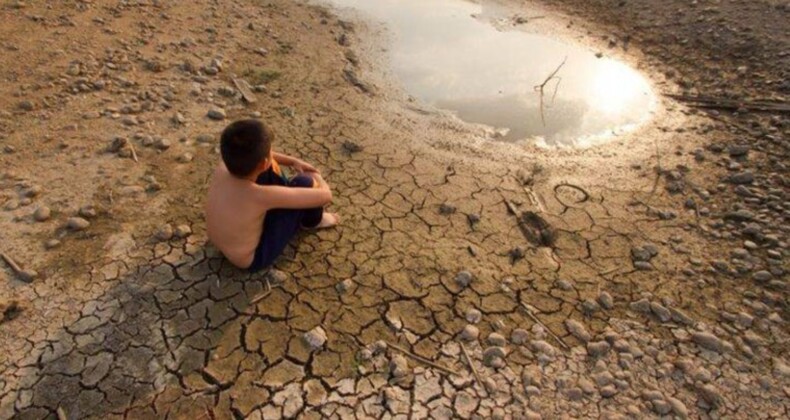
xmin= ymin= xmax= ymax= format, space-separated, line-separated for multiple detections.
xmin=316 ymin=212 xmax=340 ymax=229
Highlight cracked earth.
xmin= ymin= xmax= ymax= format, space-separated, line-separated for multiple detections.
xmin=0 ymin=0 xmax=788 ymax=419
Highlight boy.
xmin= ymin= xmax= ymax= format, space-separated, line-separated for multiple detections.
xmin=206 ymin=119 xmax=339 ymax=271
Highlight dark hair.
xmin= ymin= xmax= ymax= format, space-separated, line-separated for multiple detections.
xmin=220 ymin=119 xmax=273 ymax=177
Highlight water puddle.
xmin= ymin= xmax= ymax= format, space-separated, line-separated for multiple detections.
xmin=324 ymin=0 xmax=658 ymax=147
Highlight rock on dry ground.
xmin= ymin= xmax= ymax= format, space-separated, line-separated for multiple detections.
xmin=0 ymin=0 xmax=787 ymax=419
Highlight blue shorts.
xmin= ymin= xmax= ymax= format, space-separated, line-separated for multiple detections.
xmin=248 ymin=166 xmax=323 ymax=272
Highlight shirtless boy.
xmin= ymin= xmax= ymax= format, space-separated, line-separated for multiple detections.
xmin=206 ymin=119 xmax=339 ymax=271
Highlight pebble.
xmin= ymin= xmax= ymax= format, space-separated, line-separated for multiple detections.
xmin=753 ymin=270 xmax=773 ymax=282
xmin=335 ymin=279 xmax=353 ymax=294
xmin=650 ymin=302 xmax=672 ymax=322
xmin=667 ymin=396 xmax=689 ymax=418
xmin=44 ymin=239 xmax=60 ymax=249
xmin=207 ymin=107 xmax=226 ymax=120
xmin=728 ymin=171 xmax=754 ymax=184
xmin=78 ymin=206 xmax=97 ymax=218
xmin=629 ymin=298 xmax=651 ymax=313
xmin=33 ymin=206 xmax=51 ymax=222
xmin=155 ymin=224 xmax=173 ymax=241
xmin=465 ymin=308 xmax=482 ymax=323
xmin=691 ymin=331 xmax=726 ymax=353
xmin=66 ymin=217 xmax=90 ymax=231
xmin=600 ymin=385 xmax=617 ymax=398
xmin=565 ymin=319 xmax=591 ymax=342
xmin=178 ymin=152 xmax=194 ymax=163
xmin=303 ymin=326 xmax=327 ymax=350
xmin=483 ymin=346 xmax=507 ymax=367
xmin=487 ymin=332 xmax=507 ymax=347
xmin=511 ymin=328 xmax=529 ymax=345
xmin=695 ymin=383 xmax=723 ymax=407
xmin=587 ymin=341 xmax=611 ymax=357
xmin=598 ymin=291 xmax=614 ymax=309
xmin=174 ymin=224 xmax=192 ymax=238
xmin=389 ymin=354 xmax=409 ymax=378
xmin=455 ymin=270 xmax=473 ymax=288
xmin=460 ymin=325 xmax=479 ymax=341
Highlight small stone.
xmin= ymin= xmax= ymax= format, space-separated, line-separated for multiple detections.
xmin=303 ymin=326 xmax=327 ymax=350
xmin=691 ymin=331 xmax=726 ymax=353
xmin=600 ymin=385 xmax=617 ymax=398
xmin=44 ymin=239 xmax=61 ymax=249
xmin=695 ymin=383 xmax=723 ymax=407
xmin=587 ymin=341 xmax=611 ymax=357
xmin=566 ymin=387 xmax=584 ymax=401
xmin=487 ymin=332 xmax=507 ymax=347
xmin=178 ymin=152 xmax=194 ymax=163
xmin=465 ymin=308 xmax=482 ymax=323
xmin=667 ymin=396 xmax=689 ymax=418
xmin=511 ymin=328 xmax=529 ymax=345
xmin=33 ymin=206 xmax=51 ymax=222
xmin=598 ymin=291 xmax=614 ymax=309
xmin=335 ymin=279 xmax=353 ymax=294
xmin=66 ymin=217 xmax=90 ymax=231
xmin=17 ymin=100 xmax=35 ymax=111
xmin=455 ymin=271 xmax=473 ymax=288
xmin=437 ymin=203 xmax=456 ymax=215
xmin=264 ymin=270 xmax=287 ymax=287
xmin=753 ymin=271 xmax=773 ymax=282
xmin=78 ymin=206 xmax=97 ymax=218
xmin=728 ymin=171 xmax=754 ymax=185
xmin=207 ymin=107 xmax=226 ymax=120
xmin=389 ymin=354 xmax=409 ymax=378
xmin=196 ymin=134 xmax=214 ymax=144
xmin=174 ymin=224 xmax=192 ymax=238
xmin=650 ymin=302 xmax=672 ymax=322
xmin=483 ymin=346 xmax=507 ymax=367
xmin=155 ymin=224 xmax=173 ymax=241
xmin=460 ymin=325 xmax=479 ymax=341
xmin=629 ymin=298 xmax=651 ymax=313
xmin=565 ymin=319 xmax=591 ymax=342
xmin=154 ymin=138 xmax=172 ymax=150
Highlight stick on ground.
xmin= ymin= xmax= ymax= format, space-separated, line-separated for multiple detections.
xmin=387 ymin=341 xmax=457 ymax=376
xmin=459 ymin=342 xmax=488 ymax=396
xmin=519 ymin=302 xmax=570 ymax=351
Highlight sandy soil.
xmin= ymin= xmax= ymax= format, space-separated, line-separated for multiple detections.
xmin=0 ymin=0 xmax=787 ymax=419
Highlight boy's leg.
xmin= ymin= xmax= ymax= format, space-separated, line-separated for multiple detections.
xmin=287 ymin=174 xmax=324 ymax=228
xmin=249 ymin=173 xmax=325 ymax=271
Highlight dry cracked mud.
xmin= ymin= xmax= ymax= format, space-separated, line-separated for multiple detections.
xmin=0 ymin=0 xmax=787 ymax=419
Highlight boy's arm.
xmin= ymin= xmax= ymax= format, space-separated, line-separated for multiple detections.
xmin=273 ymin=152 xmax=318 ymax=173
xmin=255 ymin=184 xmax=332 ymax=210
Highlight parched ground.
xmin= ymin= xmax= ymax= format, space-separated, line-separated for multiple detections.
xmin=0 ymin=0 xmax=787 ymax=419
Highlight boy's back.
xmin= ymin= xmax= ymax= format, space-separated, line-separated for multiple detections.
xmin=206 ymin=163 xmax=266 ymax=268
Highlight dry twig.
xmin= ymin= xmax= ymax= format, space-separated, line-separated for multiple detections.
xmin=386 ymin=341 xmax=456 ymax=376
xmin=519 ymin=302 xmax=570 ymax=351
xmin=459 ymin=342 xmax=488 ymax=396
xmin=534 ymin=57 xmax=567 ymax=126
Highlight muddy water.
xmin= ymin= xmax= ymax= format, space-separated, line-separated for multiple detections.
xmin=325 ymin=0 xmax=657 ymax=147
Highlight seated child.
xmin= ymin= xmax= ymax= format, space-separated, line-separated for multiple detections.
xmin=206 ymin=119 xmax=339 ymax=271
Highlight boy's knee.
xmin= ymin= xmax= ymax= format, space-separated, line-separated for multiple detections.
xmin=289 ymin=174 xmax=315 ymax=188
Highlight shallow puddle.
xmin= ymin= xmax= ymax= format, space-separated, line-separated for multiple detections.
xmin=325 ymin=0 xmax=658 ymax=147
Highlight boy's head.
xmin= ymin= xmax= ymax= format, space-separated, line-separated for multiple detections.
xmin=220 ymin=119 xmax=274 ymax=177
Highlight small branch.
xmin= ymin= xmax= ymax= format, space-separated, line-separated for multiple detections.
xmin=519 ymin=302 xmax=570 ymax=351
xmin=459 ymin=342 xmax=488 ymax=396
xmin=1 ymin=252 xmax=22 ymax=273
xmin=534 ymin=57 xmax=567 ymax=126
xmin=129 ymin=141 xmax=139 ymax=163
xmin=386 ymin=341 xmax=456 ymax=376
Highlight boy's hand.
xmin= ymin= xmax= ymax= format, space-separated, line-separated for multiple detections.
xmin=292 ymin=159 xmax=319 ymax=174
